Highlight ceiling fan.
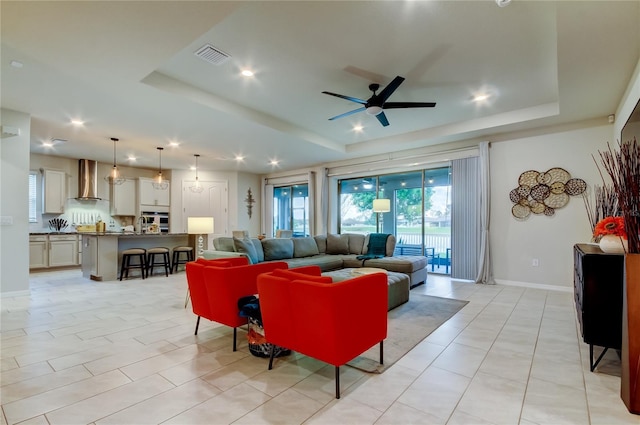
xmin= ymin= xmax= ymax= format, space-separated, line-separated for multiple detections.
xmin=322 ymin=75 xmax=436 ymax=127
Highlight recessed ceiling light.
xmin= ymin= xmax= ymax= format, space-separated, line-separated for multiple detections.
xmin=496 ymin=0 xmax=511 ymax=7
xmin=168 ymin=141 xmax=180 ymax=147
xmin=241 ymin=69 xmax=254 ymax=77
xmin=42 ymin=142 xmax=54 ymax=148
xmin=353 ymin=125 xmax=364 ymax=132
xmin=10 ymin=60 xmax=23 ymax=68
xmin=269 ymin=159 xmax=279 ymax=166
xmin=70 ymin=119 xmax=84 ymax=126
xmin=127 ymin=156 xmax=137 ymax=162
xmin=235 ymin=155 xmax=245 ymax=161
xmin=472 ymin=94 xmax=490 ymax=102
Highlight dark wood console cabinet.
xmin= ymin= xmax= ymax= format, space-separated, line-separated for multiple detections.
xmin=573 ymin=243 xmax=624 ymax=371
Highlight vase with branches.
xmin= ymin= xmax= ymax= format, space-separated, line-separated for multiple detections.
xmin=595 ymin=138 xmax=640 ymax=253
xmin=583 ymin=183 xmax=619 ymax=239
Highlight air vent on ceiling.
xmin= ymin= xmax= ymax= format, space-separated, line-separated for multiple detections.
xmin=194 ymin=44 xmax=231 ymax=65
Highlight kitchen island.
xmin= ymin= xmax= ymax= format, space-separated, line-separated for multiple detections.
xmin=81 ymin=233 xmax=194 ymax=281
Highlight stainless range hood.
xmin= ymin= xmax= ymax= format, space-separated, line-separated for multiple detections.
xmin=76 ymin=159 xmax=101 ymax=200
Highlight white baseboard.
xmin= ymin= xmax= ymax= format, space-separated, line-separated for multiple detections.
xmin=0 ymin=289 xmax=31 ymax=298
xmin=494 ymin=279 xmax=573 ymax=293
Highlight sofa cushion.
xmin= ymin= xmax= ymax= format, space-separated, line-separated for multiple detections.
xmin=272 ymin=268 xmax=333 ymax=283
xmin=233 ymin=237 xmax=258 ymax=264
xmin=293 ymin=237 xmax=320 ymax=258
xmin=314 ymin=235 xmax=327 ymax=254
xmin=213 ymin=237 xmax=236 ymax=252
xmin=252 ymin=239 xmax=265 ymax=263
xmin=326 ymin=233 xmax=349 ymax=254
xmin=262 ymin=238 xmax=294 ymax=261
xmin=347 ymin=233 xmax=366 ymax=254
xmin=363 ymin=234 xmax=397 ymax=257
xmin=284 ymin=255 xmax=344 ymax=272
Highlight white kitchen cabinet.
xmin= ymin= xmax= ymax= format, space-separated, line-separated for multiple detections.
xmin=138 ymin=177 xmax=170 ymax=207
xmin=110 ymin=178 xmax=136 ymax=216
xmin=30 ymin=234 xmax=80 ymax=269
xmin=29 ymin=235 xmax=48 ymax=269
xmin=49 ymin=234 xmax=78 ymax=267
xmin=43 ymin=169 xmax=66 ymax=214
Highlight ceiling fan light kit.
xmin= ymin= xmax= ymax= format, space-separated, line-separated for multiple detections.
xmin=322 ymin=76 xmax=436 ymax=127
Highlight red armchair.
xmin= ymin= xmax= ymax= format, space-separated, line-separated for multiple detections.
xmin=257 ymin=270 xmax=388 ymax=398
xmin=186 ymin=259 xmax=288 ymax=350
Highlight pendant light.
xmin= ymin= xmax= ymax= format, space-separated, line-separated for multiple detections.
xmin=190 ymin=154 xmax=204 ymax=193
xmin=152 ymin=147 xmax=168 ymax=190
xmin=105 ymin=137 xmax=125 ymax=185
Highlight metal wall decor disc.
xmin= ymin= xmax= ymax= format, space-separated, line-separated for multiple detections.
xmin=544 ymin=192 xmax=569 ymax=208
xmin=546 ymin=167 xmax=570 ymax=183
xmin=529 ymin=200 xmax=546 ymax=214
xmin=519 ymin=171 xmax=539 ymax=187
xmin=537 ymin=172 xmax=551 ymax=184
xmin=512 ymin=204 xmax=531 ymax=219
xmin=509 ymin=188 xmax=522 ymax=203
xmin=550 ymin=181 xmax=565 ymax=194
xmin=517 ymin=185 xmax=531 ymax=197
xmin=530 ymin=184 xmax=550 ymax=201
xmin=565 ymin=178 xmax=587 ymax=195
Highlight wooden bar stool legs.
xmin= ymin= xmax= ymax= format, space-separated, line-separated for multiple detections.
xmin=119 ymin=248 xmax=147 ymax=281
xmin=146 ymin=247 xmax=171 ymax=277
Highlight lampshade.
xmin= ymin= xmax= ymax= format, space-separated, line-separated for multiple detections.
xmin=373 ymin=199 xmax=391 ymax=213
xmin=187 ymin=217 xmax=214 ymax=234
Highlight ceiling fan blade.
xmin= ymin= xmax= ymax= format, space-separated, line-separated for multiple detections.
xmin=377 ymin=76 xmax=405 ymax=102
xmin=376 ymin=111 xmax=390 ymax=127
xmin=322 ymin=91 xmax=367 ymax=105
xmin=328 ymin=107 xmax=366 ymax=121
xmin=383 ymin=102 xmax=436 ymax=109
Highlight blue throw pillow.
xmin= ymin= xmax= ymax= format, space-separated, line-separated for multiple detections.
xmin=233 ymin=237 xmax=258 ymax=264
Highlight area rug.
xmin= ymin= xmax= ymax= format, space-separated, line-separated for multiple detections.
xmin=347 ymin=293 xmax=469 ymax=373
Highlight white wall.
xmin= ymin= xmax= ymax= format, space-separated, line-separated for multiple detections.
xmin=490 ymin=124 xmax=614 ymax=289
xmin=1 ymin=109 xmax=31 ymax=295
xmin=236 ymin=172 xmax=262 ymax=236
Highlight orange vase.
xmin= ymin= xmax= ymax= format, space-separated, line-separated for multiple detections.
xmin=622 ymin=253 xmax=640 ymax=414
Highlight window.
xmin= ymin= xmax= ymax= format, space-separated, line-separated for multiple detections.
xmin=273 ymin=184 xmax=309 ymax=237
xmin=29 ymin=171 xmax=37 ymax=222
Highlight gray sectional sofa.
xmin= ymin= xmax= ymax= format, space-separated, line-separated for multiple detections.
xmin=202 ymin=233 xmax=428 ymax=288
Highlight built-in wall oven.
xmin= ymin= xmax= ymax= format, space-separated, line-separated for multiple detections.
xmin=141 ymin=207 xmax=169 ymax=234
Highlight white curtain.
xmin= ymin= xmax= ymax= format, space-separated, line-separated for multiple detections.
xmin=262 ymin=179 xmax=274 ymax=237
xmin=475 ymin=142 xmax=493 ymax=284
xmin=451 ymin=156 xmax=481 ymax=280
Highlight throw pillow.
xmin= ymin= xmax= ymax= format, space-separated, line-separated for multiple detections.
xmin=251 ymin=238 xmax=265 ymax=262
xmin=272 ymin=268 xmax=333 ymax=283
xmin=326 ymin=233 xmax=349 ymax=254
xmin=314 ymin=235 xmax=327 ymax=253
xmin=233 ymin=237 xmax=258 ymax=264
xmin=292 ymin=237 xmax=320 ymax=258
xmin=261 ymin=238 xmax=294 ymax=261
xmin=347 ymin=233 xmax=366 ymax=254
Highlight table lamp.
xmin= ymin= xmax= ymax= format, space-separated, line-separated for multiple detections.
xmin=188 ymin=217 xmax=214 ymax=257
xmin=372 ymin=199 xmax=390 ymax=233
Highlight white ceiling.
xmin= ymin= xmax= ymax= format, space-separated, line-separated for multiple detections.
xmin=2 ymin=1 xmax=639 ymax=174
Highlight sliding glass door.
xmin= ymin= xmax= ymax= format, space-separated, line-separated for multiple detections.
xmin=338 ymin=166 xmax=452 ymax=274
xmin=273 ymin=184 xmax=309 ymax=237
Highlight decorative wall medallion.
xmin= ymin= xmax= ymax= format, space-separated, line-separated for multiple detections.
xmin=509 ymin=167 xmax=586 ymax=219
xmin=245 ymin=188 xmax=255 ymax=218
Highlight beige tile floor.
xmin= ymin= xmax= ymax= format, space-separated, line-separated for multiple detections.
xmin=1 ymin=269 xmax=638 ymax=425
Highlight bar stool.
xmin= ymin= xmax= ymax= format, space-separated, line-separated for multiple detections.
xmin=120 ymin=248 xmax=147 ymax=281
xmin=172 ymin=246 xmax=194 ymax=273
xmin=146 ymin=247 xmax=171 ymax=277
